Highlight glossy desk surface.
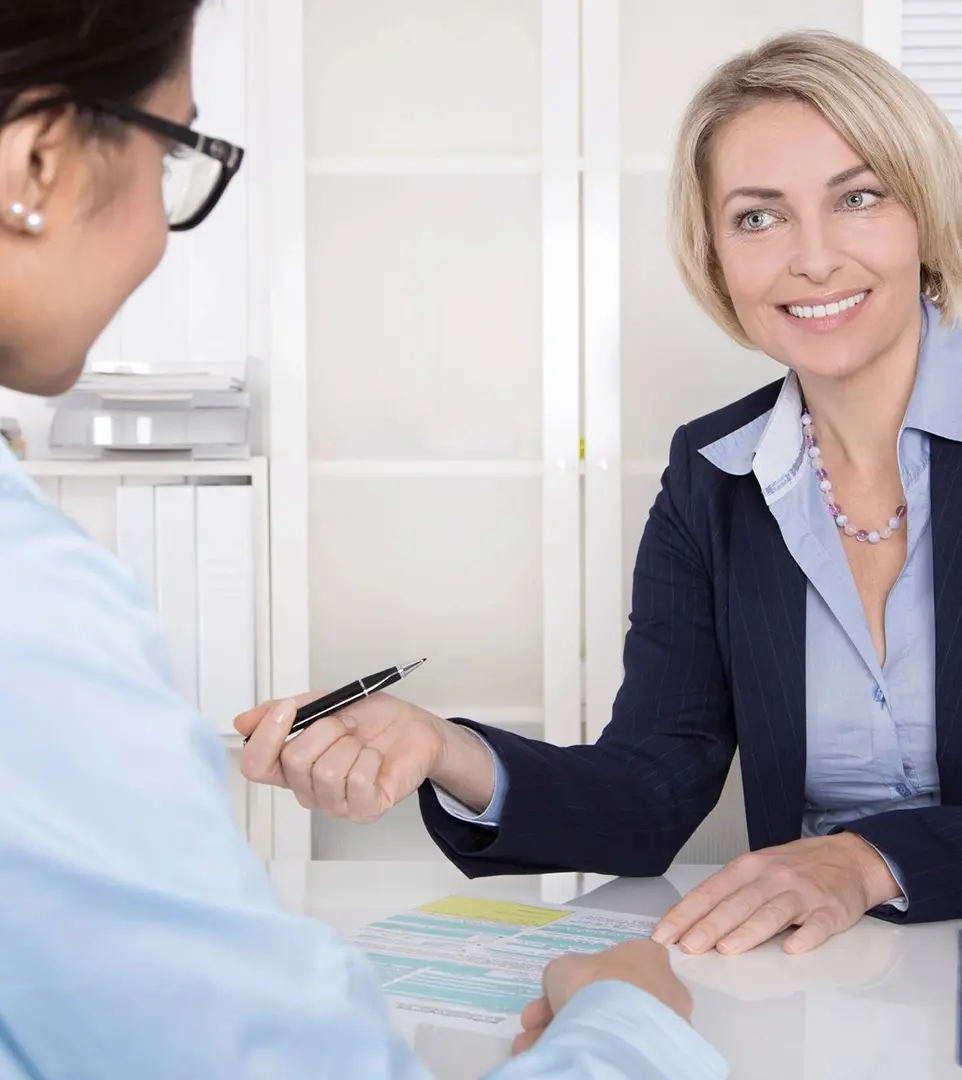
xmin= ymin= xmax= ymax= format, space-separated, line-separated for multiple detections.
xmin=268 ymin=860 xmax=962 ymax=1080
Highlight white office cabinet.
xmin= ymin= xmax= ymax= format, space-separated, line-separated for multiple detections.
xmin=304 ymin=0 xmax=580 ymax=868
xmin=155 ymin=485 xmax=199 ymax=706
xmin=305 ymin=0 xmax=542 ymax=160
xmin=116 ymin=484 xmax=157 ymax=599
xmin=195 ymin=485 xmax=257 ymax=733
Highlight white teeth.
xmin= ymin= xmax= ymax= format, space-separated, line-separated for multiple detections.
xmin=786 ymin=291 xmax=866 ymax=319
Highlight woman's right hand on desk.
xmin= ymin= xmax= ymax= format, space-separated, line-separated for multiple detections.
xmin=234 ymin=693 xmax=497 ymax=821
xmin=513 ymin=940 xmax=693 ymax=1055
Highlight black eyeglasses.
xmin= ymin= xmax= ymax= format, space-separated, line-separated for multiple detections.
xmin=91 ymin=100 xmax=245 ymax=232
xmin=20 ymin=97 xmax=245 ymax=232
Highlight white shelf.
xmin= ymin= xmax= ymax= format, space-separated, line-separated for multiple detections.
xmin=310 ymin=458 xmax=547 ymax=478
xmin=307 ymin=155 xmax=674 ymax=176
xmin=307 ymin=155 xmax=570 ymax=175
xmin=26 ymin=457 xmax=663 ymax=482
xmin=23 ymin=457 xmax=266 ymax=479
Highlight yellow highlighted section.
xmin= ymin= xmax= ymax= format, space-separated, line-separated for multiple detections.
xmin=418 ymin=896 xmax=568 ymax=927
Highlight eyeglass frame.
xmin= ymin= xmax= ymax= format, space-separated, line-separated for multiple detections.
xmin=6 ymin=96 xmax=245 ymax=232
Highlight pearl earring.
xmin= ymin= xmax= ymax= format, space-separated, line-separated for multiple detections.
xmin=9 ymin=202 xmax=25 ymax=222
xmin=24 ymin=211 xmax=45 ymax=235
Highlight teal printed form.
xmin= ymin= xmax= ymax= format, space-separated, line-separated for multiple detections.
xmin=351 ymin=896 xmax=660 ymax=1033
xmin=385 ymin=968 xmax=542 ymax=1017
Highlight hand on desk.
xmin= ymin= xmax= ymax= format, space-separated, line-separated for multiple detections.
xmin=512 ymin=940 xmax=692 ymax=1056
xmin=651 ymin=833 xmax=901 ymax=956
xmin=234 ymin=692 xmax=495 ymax=820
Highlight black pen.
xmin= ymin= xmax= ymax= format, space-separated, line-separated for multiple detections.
xmin=244 ymin=659 xmax=427 ymax=745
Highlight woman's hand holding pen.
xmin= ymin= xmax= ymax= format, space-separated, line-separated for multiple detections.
xmin=235 ymin=694 xmax=497 ymax=821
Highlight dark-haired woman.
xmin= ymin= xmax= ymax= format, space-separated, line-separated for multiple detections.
xmin=0 ymin=5 xmax=726 ymax=1079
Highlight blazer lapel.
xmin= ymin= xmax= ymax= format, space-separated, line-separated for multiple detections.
xmin=728 ymin=476 xmax=808 ymax=848
xmin=930 ymin=435 xmax=962 ymax=804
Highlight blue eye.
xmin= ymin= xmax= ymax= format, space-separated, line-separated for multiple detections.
xmin=843 ymin=189 xmax=882 ymax=210
xmin=737 ymin=209 xmax=776 ymax=232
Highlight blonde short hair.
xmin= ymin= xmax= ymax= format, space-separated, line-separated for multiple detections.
xmin=667 ymin=30 xmax=962 ymax=345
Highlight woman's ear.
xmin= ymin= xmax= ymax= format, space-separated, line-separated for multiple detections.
xmin=0 ymin=102 xmax=75 ymax=237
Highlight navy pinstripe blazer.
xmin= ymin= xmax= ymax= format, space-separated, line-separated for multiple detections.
xmin=419 ymin=378 xmax=962 ymax=925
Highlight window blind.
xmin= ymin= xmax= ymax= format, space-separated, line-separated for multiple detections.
xmin=902 ymin=0 xmax=962 ymax=130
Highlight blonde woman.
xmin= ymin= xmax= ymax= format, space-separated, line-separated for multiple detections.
xmin=240 ymin=29 xmax=962 ymax=963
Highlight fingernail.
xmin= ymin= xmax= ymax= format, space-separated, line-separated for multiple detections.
xmin=651 ymin=925 xmax=674 ymax=946
xmin=680 ymin=931 xmax=707 ymax=954
xmin=340 ymin=714 xmax=356 ymax=731
xmin=271 ymin=700 xmax=295 ymax=724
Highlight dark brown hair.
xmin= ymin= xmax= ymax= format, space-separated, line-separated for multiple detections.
xmin=0 ymin=1 xmax=203 ymax=131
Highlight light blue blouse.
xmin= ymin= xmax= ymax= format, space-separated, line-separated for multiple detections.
xmin=0 ymin=442 xmax=727 ymax=1079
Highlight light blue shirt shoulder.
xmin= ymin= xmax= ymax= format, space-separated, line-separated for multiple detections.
xmin=0 ymin=444 xmax=724 ymax=1080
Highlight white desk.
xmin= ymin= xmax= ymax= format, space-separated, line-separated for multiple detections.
xmin=268 ymin=860 xmax=962 ymax=1080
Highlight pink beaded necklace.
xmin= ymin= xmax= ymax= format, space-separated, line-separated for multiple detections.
xmin=801 ymin=410 xmax=906 ymax=544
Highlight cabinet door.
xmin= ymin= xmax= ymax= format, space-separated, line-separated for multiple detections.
xmin=304 ymin=0 xmax=581 ymax=866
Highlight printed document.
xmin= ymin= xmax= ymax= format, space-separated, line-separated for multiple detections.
xmin=351 ymin=895 xmax=660 ymax=1038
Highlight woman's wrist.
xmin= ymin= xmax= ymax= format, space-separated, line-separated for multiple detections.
xmin=840 ymin=832 xmax=902 ymax=908
xmin=426 ymin=718 xmax=497 ymax=814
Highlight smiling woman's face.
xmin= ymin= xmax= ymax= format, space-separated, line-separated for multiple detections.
xmin=709 ymin=99 xmax=923 ymax=381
